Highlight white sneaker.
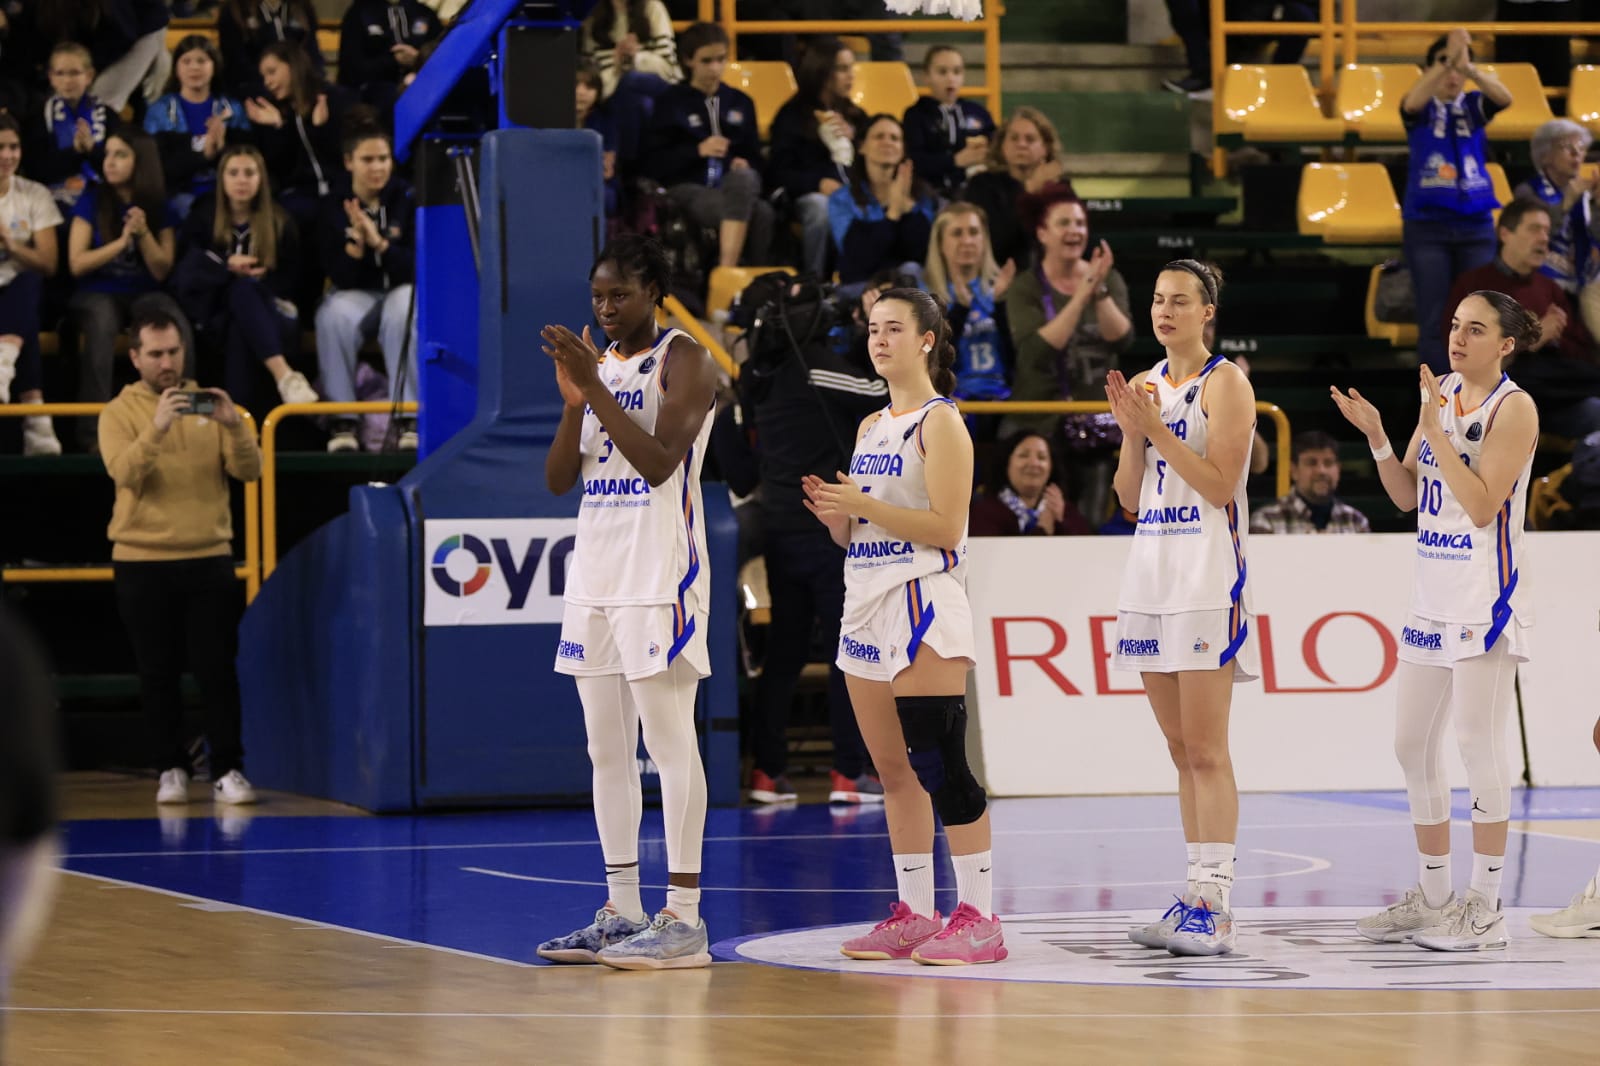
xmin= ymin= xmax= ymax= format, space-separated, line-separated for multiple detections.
xmin=1166 ymin=897 xmax=1236 ymax=956
xmin=1355 ymin=886 xmax=1452 ymax=943
xmin=327 ymin=428 xmax=360 ymax=453
xmin=156 ymin=767 xmax=191 ymax=805
xmin=1530 ymin=878 xmax=1600 ymax=939
xmin=1413 ymin=891 xmax=1508 ymax=952
xmin=22 ymin=415 xmax=61 ymax=456
xmin=276 ymin=370 xmax=319 ymax=405
xmin=213 ymin=769 xmax=258 ymax=805
xmin=1129 ymin=894 xmax=1197 ymax=949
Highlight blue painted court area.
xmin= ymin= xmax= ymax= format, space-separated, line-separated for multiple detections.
xmin=59 ymin=790 xmax=1600 ymax=969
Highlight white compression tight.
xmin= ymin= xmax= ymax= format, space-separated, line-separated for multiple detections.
xmin=576 ymin=660 xmax=707 ymax=874
xmin=1393 ymin=650 xmax=1519 ymax=826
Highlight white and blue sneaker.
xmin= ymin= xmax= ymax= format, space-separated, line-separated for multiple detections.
xmin=1166 ymin=898 xmax=1236 ymax=956
xmin=596 ymin=911 xmax=712 ymax=970
xmin=1129 ymin=894 xmax=1197 ymax=949
xmin=536 ymin=905 xmax=650 ymax=964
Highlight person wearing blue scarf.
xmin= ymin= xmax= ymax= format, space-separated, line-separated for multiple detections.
xmin=32 ymin=43 xmax=120 ymax=208
xmin=1401 ymin=28 xmax=1512 ymax=373
xmin=1515 ymin=119 xmax=1600 ymax=299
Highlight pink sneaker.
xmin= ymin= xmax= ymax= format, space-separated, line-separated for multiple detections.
xmin=912 ymin=902 xmax=1007 ymax=966
xmin=839 ymin=900 xmax=943 ymax=960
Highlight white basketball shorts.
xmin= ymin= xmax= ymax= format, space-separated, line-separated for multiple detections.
xmin=1397 ymin=612 xmax=1531 ymax=667
xmin=836 ymin=572 xmax=976 ymax=683
xmin=1112 ymin=606 xmax=1260 ymax=683
xmin=554 ymin=601 xmax=711 ymax=680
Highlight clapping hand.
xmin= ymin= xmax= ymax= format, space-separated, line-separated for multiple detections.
xmin=72 ymin=117 xmax=94 ymax=154
xmin=540 ymin=323 xmax=603 ymax=404
xmin=1104 ymin=369 xmax=1162 ymax=439
xmin=343 ymin=199 xmax=383 ymax=248
xmin=1329 ymin=384 xmax=1387 ymax=447
xmin=993 ymin=258 xmax=1018 ymax=300
xmin=244 ymin=97 xmax=281 ymax=127
xmin=801 ymin=473 xmax=860 ymax=540
xmin=1085 ymin=240 xmax=1115 ymax=288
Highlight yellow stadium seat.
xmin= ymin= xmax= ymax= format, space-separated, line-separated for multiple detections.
xmin=1471 ymin=63 xmax=1554 ymax=141
xmin=1298 ymin=162 xmax=1402 ymax=243
xmin=724 ymin=61 xmax=797 ymax=141
xmin=707 ymin=265 xmax=795 ymax=325
xmin=1571 ymin=65 xmax=1600 ymax=137
xmin=1336 ymin=64 xmax=1420 ymax=142
xmin=1218 ymin=64 xmax=1344 ymax=142
xmin=850 ymin=62 xmax=919 ymax=119
xmin=1484 ymin=162 xmax=1517 ymax=226
xmin=1365 ymin=264 xmax=1418 ymax=347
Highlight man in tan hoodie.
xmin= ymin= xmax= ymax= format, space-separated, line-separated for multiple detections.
xmin=99 ymin=303 xmax=262 ymax=807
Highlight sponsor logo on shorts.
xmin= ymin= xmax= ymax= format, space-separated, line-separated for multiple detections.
xmin=648 ymin=642 xmax=660 ymax=657
xmin=557 ymin=639 xmax=586 ymax=660
xmin=841 ymin=636 xmax=882 ymax=663
xmin=1458 ymin=627 xmax=1473 ymax=642
xmin=1401 ymin=626 xmax=1442 ymax=651
xmin=1193 ymin=638 xmax=1210 ymax=652
xmin=1117 ymin=638 xmax=1160 ymax=657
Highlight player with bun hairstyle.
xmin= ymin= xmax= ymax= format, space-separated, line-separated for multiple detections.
xmin=1334 ymin=290 xmax=1541 ymax=952
xmin=1105 ymin=259 xmax=1259 ymax=957
xmin=804 ymin=287 xmax=1007 ymax=966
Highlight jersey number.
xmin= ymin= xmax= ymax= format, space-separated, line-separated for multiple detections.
xmin=1420 ymin=475 xmax=1443 ymax=515
xmin=597 ymin=427 xmax=613 ymax=464
xmin=1155 ymin=460 xmax=1167 ymax=496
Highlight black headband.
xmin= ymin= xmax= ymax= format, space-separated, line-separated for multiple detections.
xmin=1164 ymin=259 xmax=1217 ymax=306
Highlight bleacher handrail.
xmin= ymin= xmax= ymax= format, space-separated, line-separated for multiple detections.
xmin=0 ymin=403 xmax=261 ymax=601
xmin=660 ymin=295 xmax=738 ymax=379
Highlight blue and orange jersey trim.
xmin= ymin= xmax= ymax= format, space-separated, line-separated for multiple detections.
xmin=1483 ymin=492 xmax=1518 ymax=653
xmin=668 ymin=444 xmax=700 ymax=662
xmin=904 ymin=578 xmax=937 ymax=663
xmin=1219 ymin=499 xmax=1250 ymax=667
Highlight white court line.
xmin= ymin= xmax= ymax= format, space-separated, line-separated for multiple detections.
xmin=459 ymin=848 xmax=1333 ymax=893
xmin=58 ymin=869 xmax=533 ymax=969
xmin=5 ymin=1006 xmax=1599 ymax=1021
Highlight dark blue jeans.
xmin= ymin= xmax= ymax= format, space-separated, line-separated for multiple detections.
xmin=0 ymin=270 xmax=44 ymax=397
xmin=1403 ymin=215 xmax=1498 ymax=372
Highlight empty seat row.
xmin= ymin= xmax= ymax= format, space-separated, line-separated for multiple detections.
xmin=1297 ymin=161 xmax=1514 ymax=244
xmin=727 ymin=60 xmax=920 ymax=140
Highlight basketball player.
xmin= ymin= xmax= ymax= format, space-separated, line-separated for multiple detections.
xmin=803 ymin=287 xmax=1006 ymax=965
xmin=1334 ymin=290 xmax=1540 ymax=952
xmin=1531 ymin=714 xmax=1600 ymax=939
xmin=1104 ymin=259 xmax=1258 ymax=957
xmin=536 ymin=236 xmax=718 ymax=970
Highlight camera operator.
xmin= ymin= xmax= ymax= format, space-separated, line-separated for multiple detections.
xmin=731 ymin=270 xmax=906 ymax=804
xmin=99 ymin=304 xmax=261 ymax=808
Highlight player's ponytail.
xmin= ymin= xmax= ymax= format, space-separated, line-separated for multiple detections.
xmin=1470 ymin=289 xmax=1541 ymax=359
xmin=880 ymin=287 xmax=959 ymax=396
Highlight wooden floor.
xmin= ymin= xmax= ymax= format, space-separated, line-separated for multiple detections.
xmin=6 ymin=776 xmax=1600 ymax=1065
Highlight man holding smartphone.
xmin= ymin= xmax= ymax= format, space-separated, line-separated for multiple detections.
xmin=99 ymin=305 xmax=261 ymax=807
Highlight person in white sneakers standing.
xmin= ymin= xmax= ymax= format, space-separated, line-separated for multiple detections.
xmin=100 ymin=304 xmax=261 ymax=808
xmin=1531 ymin=713 xmax=1600 ymax=940
xmin=1334 ymin=289 xmax=1541 ymax=952
xmin=0 ymin=113 xmax=63 ymax=455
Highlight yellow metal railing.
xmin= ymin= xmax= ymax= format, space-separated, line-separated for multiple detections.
xmin=661 ymin=295 xmax=739 ymax=379
xmin=960 ymin=400 xmax=1293 ymax=500
xmin=0 ymin=403 xmax=261 ymax=600
xmin=1209 ymin=1 xmax=1600 ymax=176
xmin=259 ymin=401 xmax=419 ymax=578
xmin=698 ymin=0 xmax=1005 ymax=124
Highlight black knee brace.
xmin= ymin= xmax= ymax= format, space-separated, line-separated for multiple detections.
xmin=895 ymin=694 xmax=987 ymax=826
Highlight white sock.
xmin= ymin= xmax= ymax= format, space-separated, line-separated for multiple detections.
xmin=894 ymin=852 xmax=936 ymax=918
xmin=1185 ymin=842 xmax=1201 ymax=896
xmin=951 ymin=850 xmax=994 ymax=917
xmin=0 ymin=338 xmax=17 ymax=403
xmin=1418 ymin=851 xmax=1451 ymax=908
xmin=1196 ymin=842 xmax=1235 ymax=911
xmin=665 ymin=884 xmax=700 ymax=925
xmin=1469 ymin=852 xmax=1505 ymax=908
xmin=605 ymin=863 xmax=645 ymax=922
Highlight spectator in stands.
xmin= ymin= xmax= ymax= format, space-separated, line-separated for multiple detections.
xmin=145 ymin=35 xmax=251 ymax=219
xmin=174 ymin=143 xmax=317 ymax=414
xmin=1249 ymin=430 xmax=1371 ymax=534
xmin=581 ymin=0 xmax=681 ymax=171
xmin=1446 ymin=196 xmax=1600 ymax=440
xmin=67 ymin=130 xmax=190 ymax=450
xmin=922 ymin=201 xmax=1015 ymax=408
xmin=0 ymin=113 xmax=63 ymax=456
xmin=576 ymin=60 xmax=621 ymax=222
xmin=769 ymin=36 xmax=867 ymax=277
xmin=216 ymin=0 xmax=323 ymax=97
xmin=1003 ymin=185 xmax=1131 ymax=524
xmin=1517 ymin=119 xmax=1600 ymax=310
xmin=100 ymin=303 xmax=260 ymax=808
xmin=642 ymin=23 xmax=773 ymax=268
xmin=315 ymin=123 xmax=416 ymax=453
xmin=828 ymin=114 xmax=935 ymax=293
xmin=31 ymin=42 xmax=119 ymax=211
xmin=903 ymin=44 xmax=994 ymax=198
xmin=1401 ymin=29 xmax=1513 ymax=373
xmin=36 ymin=0 xmax=171 ymax=112
xmin=963 ymin=106 xmax=1066 ymax=272
xmin=969 ymin=428 xmax=1091 ymax=536
xmin=337 ymin=0 xmax=442 ymax=114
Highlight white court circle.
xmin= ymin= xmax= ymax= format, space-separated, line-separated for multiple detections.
xmin=723 ymin=908 xmax=1600 ymax=991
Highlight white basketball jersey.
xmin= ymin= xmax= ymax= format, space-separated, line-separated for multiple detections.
xmin=841 ymin=398 xmax=967 ymax=630
xmin=1118 ymin=355 xmax=1253 ymax=620
xmin=564 ymin=328 xmax=714 ymax=629
xmin=1412 ymin=372 xmax=1533 ymax=646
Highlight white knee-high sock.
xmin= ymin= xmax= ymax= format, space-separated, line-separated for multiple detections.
xmin=576 ymin=673 xmax=644 ymax=913
xmin=893 ymin=853 xmax=936 ymax=917
xmin=630 ymin=660 xmax=708 ymax=886
xmin=952 ymin=850 xmax=994 ymax=917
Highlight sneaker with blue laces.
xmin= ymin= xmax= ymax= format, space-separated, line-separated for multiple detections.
xmin=536 ymin=905 xmax=650 ymax=964
xmin=1129 ymin=894 xmax=1197 ymax=949
xmin=596 ymin=911 xmax=712 ymax=970
xmin=1166 ymin=897 xmax=1236 ymax=956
